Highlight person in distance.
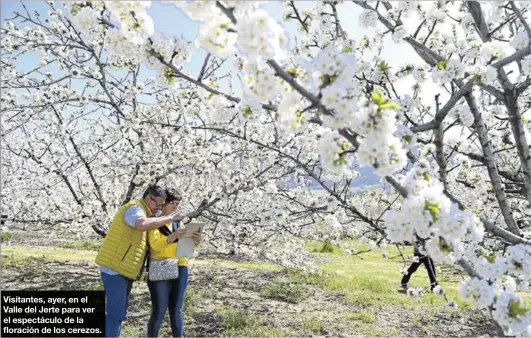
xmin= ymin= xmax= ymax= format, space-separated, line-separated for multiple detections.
xmin=400 ymin=246 xmax=438 ymax=293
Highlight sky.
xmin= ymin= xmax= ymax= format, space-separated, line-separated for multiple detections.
xmin=1 ymin=1 xmax=295 ymax=90
xmin=0 ymin=1 xmax=426 ymax=90
xmin=0 ymin=0 xmax=432 ymax=192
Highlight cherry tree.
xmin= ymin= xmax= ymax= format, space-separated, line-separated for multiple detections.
xmin=3 ymin=0 xmax=531 ymax=335
xmin=1 ymin=1 xmax=390 ymax=270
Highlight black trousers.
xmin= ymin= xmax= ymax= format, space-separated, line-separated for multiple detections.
xmin=401 ymin=252 xmax=437 ymax=286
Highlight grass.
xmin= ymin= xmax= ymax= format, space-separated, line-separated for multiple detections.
xmin=300 ymin=317 xmax=326 ymax=335
xmin=310 ymin=240 xmax=342 ymax=254
xmin=216 ymin=260 xmax=282 ymax=272
xmin=184 ymin=288 xmax=198 ymax=315
xmin=1 ymin=232 xmax=13 ymax=242
xmin=1 ymin=245 xmax=97 ymax=262
xmin=2 ymin=252 xmax=49 ymax=278
xmin=299 ymin=240 xmax=474 ymax=312
xmin=341 ymin=310 xmax=376 ymax=324
xmin=217 ymin=308 xmax=285 ymax=338
xmin=85 ymin=282 xmax=104 ymax=291
xmin=340 ymin=310 xmax=383 ymax=336
xmin=261 ymin=280 xmax=308 ymax=303
xmin=121 ymin=324 xmax=142 ymax=338
xmin=1 ymin=241 xmax=477 ymax=315
xmin=1 ymin=240 xmax=505 ymax=336
xmin=57 ymin=240 xmax=101 ymax=251
xmin=0 ymin=244 xmax=281 ymax=271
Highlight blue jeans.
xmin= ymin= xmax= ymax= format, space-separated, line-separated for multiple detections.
xmin=147 ymin=266 xmax=189 ymax=338
xmin=100 ymin=272 xmax=134 ymax=338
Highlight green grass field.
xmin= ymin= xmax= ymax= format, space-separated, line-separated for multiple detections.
xmin=1 ymin=240 xmax=498 ymax=337
xmin=305 ymin=241 xmax=471 ymax=310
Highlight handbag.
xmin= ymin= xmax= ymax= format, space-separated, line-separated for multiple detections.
xmin=148 ymin=258 xmax=179 ymax=281
xmin=148 ymin=221 xmax=180 ymax=281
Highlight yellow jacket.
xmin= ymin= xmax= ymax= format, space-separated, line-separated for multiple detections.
xmin=148 ymin=222 xmax=187 ymax=266
xmin=95 ymin=199 xmax=150 ymax=280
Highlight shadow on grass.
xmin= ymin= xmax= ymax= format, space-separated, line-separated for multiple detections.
xmin=2 ymin=254 xmax=101 ymax=291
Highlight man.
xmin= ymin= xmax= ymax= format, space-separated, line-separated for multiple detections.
xmin=95 ymin=185 xmax=183 ymax=337
xmin=400 ymin=246 xmax=438 ymax=293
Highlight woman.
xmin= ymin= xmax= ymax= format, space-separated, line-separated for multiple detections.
xmin=147 ymin=189 xmax=201 ymax=338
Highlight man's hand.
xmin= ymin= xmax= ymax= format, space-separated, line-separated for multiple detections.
xmin=170 ymin=211 xmax=185 ymax=221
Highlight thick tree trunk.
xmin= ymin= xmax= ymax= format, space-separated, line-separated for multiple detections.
xmin=466 ymin=94 xmax=521 ymax=235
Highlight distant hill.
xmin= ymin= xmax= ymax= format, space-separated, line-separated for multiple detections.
xmin=281 ymin=166 xmax=381 ymax=194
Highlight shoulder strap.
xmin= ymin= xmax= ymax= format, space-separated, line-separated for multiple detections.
xmin=158 ymin=224 xmax=172 ymax=236
xmin=145 ymin=250 xmax=151 ymax=274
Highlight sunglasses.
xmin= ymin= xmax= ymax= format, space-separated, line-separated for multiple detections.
xmin=148 ymin=196 xmax=165 ymax=208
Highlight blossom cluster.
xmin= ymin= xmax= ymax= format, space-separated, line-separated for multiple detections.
xmin=383 ymin=160 xmax=484 ymax=264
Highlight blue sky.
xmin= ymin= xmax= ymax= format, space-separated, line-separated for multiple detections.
xmin=1 ymin=1 xmax=422 ymax=94
xmin=1 ymin=1 xmax=299 ymax=93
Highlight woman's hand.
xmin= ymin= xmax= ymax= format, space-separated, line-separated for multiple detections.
xmin=166 ymin=228 xmax=185 ymax=244
xmin=193 ymin=231 xmax=202 ymax=245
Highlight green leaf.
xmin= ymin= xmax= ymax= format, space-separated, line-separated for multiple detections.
xmin=71 ymin=3 xmax=81 ymax=15
xmin=425 ymin=201 xmax=441 ymax=222
xmin=342 ymin=47 xmax=353 ymax=53
xmin=341 ymin=142 xmax=350 ymax=151
xmin=508 ymin=300 xmax=529 ymax=317
xmin=380 ymin=102 xmax=401 ymax=110
xmin=389 ymin=155 xmax=399 ymax=164
xmin=370 ymin=91 xmax=401 ymax=112
xmin=319 ymin=74 xmax=337 ymax=88
xmin=485 ymin=255 xmax=496 ymax=264
xmin=286 ymin=67 xmax=298 ymax=78
xmin=243 ymin=106 xmax=253 ymax=118
xmin=423 ymin=172 xmax=430 ymax=181
xmin=378 ymin=60 xmax=389 ymax=73
xmin=334 ymin=157 xmax=348 ymax=166
xmin=371 ymin=91 xmax=385 ymax=106
xmin=149 ymin=49 xmax=163 ymax=60
xmin=208 ymin=79 xmax=218 ymax=89
xmin=438 ymin=237 xmax=452 ymax=254
xmin=436 ymin=60 xmax=449 ymax=70
xmin=163 ymin=68 xmax=175 ymax=85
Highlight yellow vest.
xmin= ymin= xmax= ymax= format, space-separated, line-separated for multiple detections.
xmin=95 ymin=199 xmax=151 ymax=280
xmin=148 ymin=223 xmax=188 ymax=266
